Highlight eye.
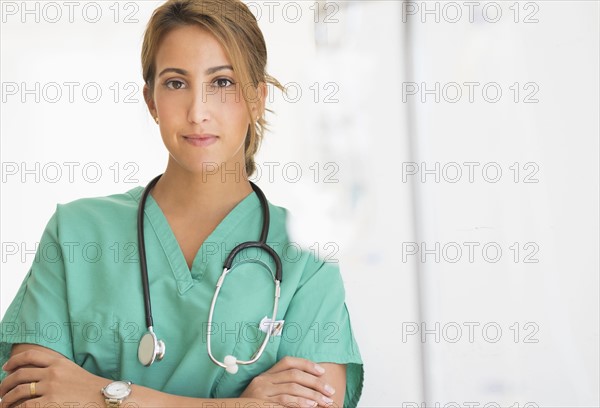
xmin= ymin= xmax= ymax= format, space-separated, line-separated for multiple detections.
xmin=213 ymin=77 xmax=234 ymax=88
xmin=165 ymin=79 xmax=185 ymax=90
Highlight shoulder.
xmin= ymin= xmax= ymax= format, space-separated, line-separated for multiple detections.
xmin=55 ymin=186 xmax=142 ymax=216
xmin=51 ymin=186 xmax=143 ymax=233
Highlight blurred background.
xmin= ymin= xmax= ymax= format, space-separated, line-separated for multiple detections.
xmin=1 ymin=1 xmax=598 ymax=406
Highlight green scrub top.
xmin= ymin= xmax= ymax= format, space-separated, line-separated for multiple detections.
xmin=0 ymin=186 xmax=364 ymax=407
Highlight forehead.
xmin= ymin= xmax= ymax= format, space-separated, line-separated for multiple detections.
xmin=155 ymin=25 xmax=231 ymax=70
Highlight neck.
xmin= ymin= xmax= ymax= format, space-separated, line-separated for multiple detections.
xmin=150 ymin=159 xmax=253 ymax=219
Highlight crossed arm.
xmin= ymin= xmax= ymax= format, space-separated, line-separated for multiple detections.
xmin=0 ymin=344 xmax=346 ymax=408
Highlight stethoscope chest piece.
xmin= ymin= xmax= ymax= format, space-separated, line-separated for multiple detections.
xmin=138 ymin=327 xmax=166 ymax=367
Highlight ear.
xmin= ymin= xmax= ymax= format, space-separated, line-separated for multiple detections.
xmin=143 ymin=84 xmax=157 ymax=119
xmin=251 ymin=82 xmax=267 ymax=119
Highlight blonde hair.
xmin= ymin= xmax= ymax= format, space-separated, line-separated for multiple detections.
xmin=141 ymin=0 xmax=284 ymax=176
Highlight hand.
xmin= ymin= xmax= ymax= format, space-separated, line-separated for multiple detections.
xmin=0 ymin=348 xmax=107 ymax=408
xmin=240 ymin=356 xmax=337 ymax=408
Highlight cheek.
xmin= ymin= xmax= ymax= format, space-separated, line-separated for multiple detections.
xmin=220 ymin=95 xmax=250 ymax=131
xmin=222 ymin=86 xmax=250 ymax=113
xmin=155 ymin=91 xmax=183 ymax=116
xmin=221 ymin=97 xmax=243 ymax=115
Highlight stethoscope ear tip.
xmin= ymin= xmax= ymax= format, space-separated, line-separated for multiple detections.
xmin=224 ymin=355 xmax=238 ymax=374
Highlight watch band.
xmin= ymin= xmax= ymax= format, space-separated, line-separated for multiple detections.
xmin=105 ymin=399 xmax=122 ymax=408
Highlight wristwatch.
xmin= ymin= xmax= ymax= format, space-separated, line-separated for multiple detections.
xmin=101 ymin=381 xmax=132 ymax=408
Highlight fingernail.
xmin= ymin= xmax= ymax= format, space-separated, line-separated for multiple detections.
xmin=314 ymin=364 xmax=325 ymax=374
xmin=2 ymin=363 xmax=6 ymax=370
xmin=324 ymin=384 xmax=335 ymax=395
xmin=306 ymin=400 xmax=318 ymax=408
xmin=322 ymin=395 xmax=334 ymax=404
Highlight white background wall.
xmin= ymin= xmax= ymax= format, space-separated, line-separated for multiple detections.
xmin=406 ymin=1 xmax=599 ymax=406
xmin=1 ymin=1 xmax=598 ymax=407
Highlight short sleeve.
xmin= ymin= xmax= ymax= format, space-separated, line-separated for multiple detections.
xmin=277 ymin=260 xmax=364 ymax=408
xmin=0 ymin=209 xmax=74 ymax=381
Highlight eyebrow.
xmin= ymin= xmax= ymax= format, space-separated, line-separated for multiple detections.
xmin=158 ymin=65 xmax=233 ymax=77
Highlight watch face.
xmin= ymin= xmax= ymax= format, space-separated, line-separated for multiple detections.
xmin=104 ymin=381 xmax=131 ymax=399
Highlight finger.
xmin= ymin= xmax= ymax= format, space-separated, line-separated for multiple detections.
xmin=275 ymin=393 xmax=319 ymax=408
xmin=0 ymin=367 xmax=45 ymax=399
xmin=12 ymin=397 xmax=43 ymax=408
xmin=266 ymin=356 xmax=326 ymax=377
xmin=267 ymin=368 xmax=336 ymax=400
xmin=0 ymin=382 xmax=42 ymax=408
xmin=3 ymin=350 xmax=53 ymax=372
xmin=271 ymin=381 xmax=334 ymax=407
xmin=268 ymin=368 xmax=323 ymax=387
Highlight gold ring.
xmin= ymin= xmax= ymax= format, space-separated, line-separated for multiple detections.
xmin=29 ymin=381 xmax=36 ymax=398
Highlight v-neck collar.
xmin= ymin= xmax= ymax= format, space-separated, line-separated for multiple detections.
xmin=128 ymin=186 xmax=261 ymax=295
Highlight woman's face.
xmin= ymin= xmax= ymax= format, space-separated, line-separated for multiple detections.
xmin=146 ymin=25 xmax=263 ymax=176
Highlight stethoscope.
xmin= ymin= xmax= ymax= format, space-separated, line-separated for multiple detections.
xmin=136 ymin=174 xmax=283 ymax=374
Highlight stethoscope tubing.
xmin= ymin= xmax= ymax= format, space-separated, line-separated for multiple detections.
xmin=137 ymin=174 xmax=162 ymax=329
xmin=206 ymin=268 xmax=281 ymax=368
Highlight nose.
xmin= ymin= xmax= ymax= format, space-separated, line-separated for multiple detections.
xmin=186 ymin=82 xmax=214 ymax=124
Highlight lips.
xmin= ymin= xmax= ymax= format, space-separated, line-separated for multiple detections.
xmin=183 ymin=134 xmax=218 ymax=147
xmin=183 ymin=134 xmax=217 ymax=140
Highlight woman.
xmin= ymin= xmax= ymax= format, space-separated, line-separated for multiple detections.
xmin=0 ymin=0 xmax=363 ymax=407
